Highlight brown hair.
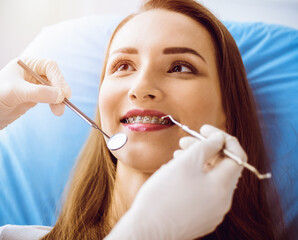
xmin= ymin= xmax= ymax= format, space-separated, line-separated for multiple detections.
xmin=42 ymin=0 xmax=285 ymax=239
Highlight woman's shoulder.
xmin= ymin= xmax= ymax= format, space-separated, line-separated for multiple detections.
xmin=0 ymin=224 xmax=52 ymax=240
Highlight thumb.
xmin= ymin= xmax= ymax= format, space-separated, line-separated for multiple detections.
xmin=21 ymin=81 xmax=65 ymax=104
xmin=49 ymin=103 xmax=66 ymax=116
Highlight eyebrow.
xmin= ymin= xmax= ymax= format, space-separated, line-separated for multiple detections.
xmin=111 ymin=46 xmax=206 ymax=63
xmin=163 ymin=47 xmax=206 ymax=63
xmin=111 ymin=47 xmax=138 ymax=55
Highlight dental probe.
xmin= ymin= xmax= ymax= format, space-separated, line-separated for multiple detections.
xmin=162 ymin=115 xmax=272 ymax=180
xmin=17 ymin=60 xmax=127 ymax=151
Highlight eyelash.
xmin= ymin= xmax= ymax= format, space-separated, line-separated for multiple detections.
xmin=109 ymin=59 xmax=198 ymax=75
xmin=168 ymin=61 xmax=198 ymax=74
xmin=110 ymin=58 xmax=135 ymax=74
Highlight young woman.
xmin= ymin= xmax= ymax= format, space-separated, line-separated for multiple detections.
xmin=0 ymin=0 xmax=285 ymax=239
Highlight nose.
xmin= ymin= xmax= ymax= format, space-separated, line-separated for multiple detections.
xmin=128 ymin=69 xmax=163 ymax=102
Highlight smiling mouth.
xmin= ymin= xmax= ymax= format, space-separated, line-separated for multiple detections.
xmin=120 ymin=116 xmax=173 ymax=125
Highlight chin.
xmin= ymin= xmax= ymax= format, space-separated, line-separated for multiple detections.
xmin=113 ymin=143 xmax=175 ymax=174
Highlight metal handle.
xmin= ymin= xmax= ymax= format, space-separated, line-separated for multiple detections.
xmin=17 ymin=59 xmax=110 ymax=139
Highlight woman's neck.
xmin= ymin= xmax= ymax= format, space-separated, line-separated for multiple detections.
xmin=108 ymin=161 xmax=152 ymax=226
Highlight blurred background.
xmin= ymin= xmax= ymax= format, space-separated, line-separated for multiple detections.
xmin=0 ymin=0 xmax=297 ymax=69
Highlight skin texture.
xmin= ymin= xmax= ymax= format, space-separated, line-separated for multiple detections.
xmin=98 ymin=9 xmax=226 ymax=208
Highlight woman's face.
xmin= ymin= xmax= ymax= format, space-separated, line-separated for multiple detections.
xmin=99 ymin=9 xmax=225 ymax=173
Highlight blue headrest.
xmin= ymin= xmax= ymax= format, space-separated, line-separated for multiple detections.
xmin=0 ymin=15 xmax=297 ymax=226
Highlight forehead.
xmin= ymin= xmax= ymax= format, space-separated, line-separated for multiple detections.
xmin=109 ymin=9 xmax=215 ymax=56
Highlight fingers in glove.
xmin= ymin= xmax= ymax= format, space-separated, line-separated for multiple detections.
xmin=201 ymin=124 xmax=247 ymax=161
xmin=22 ymin=58 xmax=71 ymax=99
xmin=203 ymin=155 xmax=222 ymax=172
xmin=22 ymin=81 xmax=65 ymax=104
xmin=200 ymin=124 xmax=227 ymax=138
xmin=201 ymin=124 xmax=246 ymax=181
xmin=179 ymin=135 xmax=223 ymax=171
xmin=173 ymin=149 xmax=183 ymax=158
xmin=181 ymin=131 xmax=225 ymax=170
xmin=224 ymin=135 xmax=247 ymax=163
xmin=179 ymin=136 xmax=197 ymax=150
xmin=201 ymin=124 xmax=247 ymax=162
xmin=209 ymin=136 xmax=246 ymax=186
xmin=200 ymin=131 xmax=225 ymax=162
xmin=50 ymin=103 xmax=65 ymax=116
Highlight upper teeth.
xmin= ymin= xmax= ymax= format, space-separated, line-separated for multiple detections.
xmin=123 ymin=116 xmax=171 ymax=125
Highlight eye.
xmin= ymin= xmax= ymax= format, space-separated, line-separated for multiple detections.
xmin=116 ymin=63 xmax=134 ymax=72
xmin=110 ymin=59 xmax=136 ymax=74
xmin=168 ymin=61 xmax=198 ymax=74
xmin=171 ymin=65 xmax=191 ymax=73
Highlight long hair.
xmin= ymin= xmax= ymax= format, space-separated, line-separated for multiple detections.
xmin=42 ymin=0 xmax=285 ymax=239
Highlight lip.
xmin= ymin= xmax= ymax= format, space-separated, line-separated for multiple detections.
xmin=120 ymin=109 xmax=174 ymax=132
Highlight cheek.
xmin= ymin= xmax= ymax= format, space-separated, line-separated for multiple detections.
xmin=98 ymin=81 xmax=122 ymax=133
xmin=98 ymin=82 xmax=109 ymax=117
xmin=177 ymin=84 xmax=224 ymax=131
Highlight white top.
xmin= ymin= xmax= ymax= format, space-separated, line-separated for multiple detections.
xmin=0 ymin=225 xmax=52 ymax=240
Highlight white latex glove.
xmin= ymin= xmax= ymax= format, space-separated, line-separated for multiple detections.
xmin=105 ymin=125 xmax=247 ymax=240
xmin=0 ymin=58 xmax=71 ymax=129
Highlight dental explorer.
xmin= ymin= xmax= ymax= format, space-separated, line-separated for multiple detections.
xmin=17 ymin=60 xmax=127 ymax=151
xmin=162 ymin=115 xmax=272 ymax=180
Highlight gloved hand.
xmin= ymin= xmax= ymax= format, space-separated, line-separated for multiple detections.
xmin=105 ymin=125 xmax=246 ymax=240
xmin=0 ymin=58 xmax=71 ymax=129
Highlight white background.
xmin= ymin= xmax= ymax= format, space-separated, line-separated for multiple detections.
xmin=0 ymin=0 xmax=297 ymax=69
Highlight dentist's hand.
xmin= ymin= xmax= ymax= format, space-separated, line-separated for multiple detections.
xmin=0 ymin=58 xmax=71 ymax=129
xmin=106 ymin=125 xmax=246 ymax=240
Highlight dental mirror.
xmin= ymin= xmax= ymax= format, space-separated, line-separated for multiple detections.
xmin=107 ymin=133 xmax=128 ymax=151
